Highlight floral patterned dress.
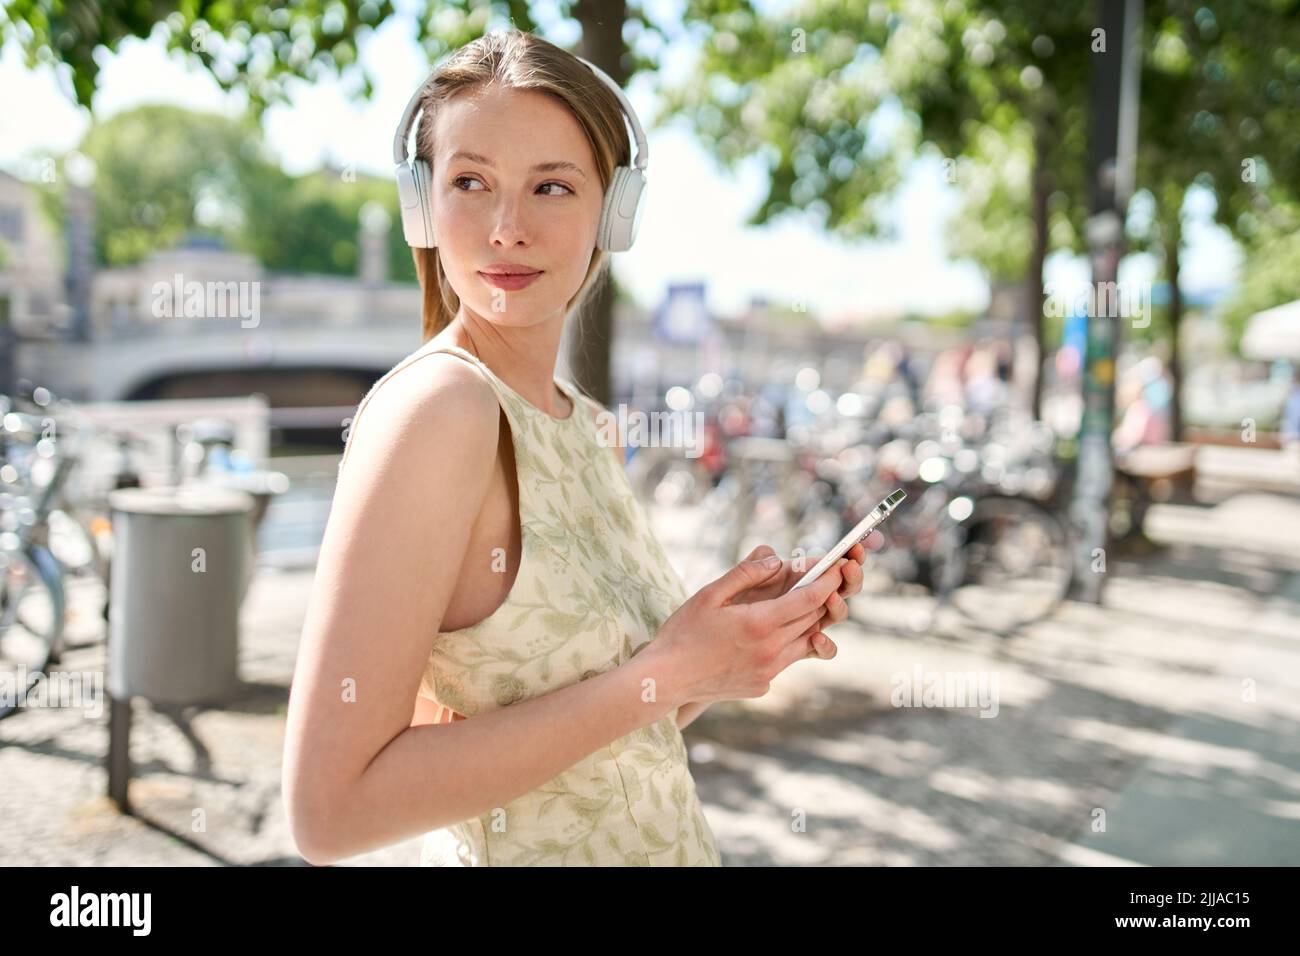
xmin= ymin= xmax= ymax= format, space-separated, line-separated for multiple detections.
xmin=339 ymin=341 xmax=721 ymax=866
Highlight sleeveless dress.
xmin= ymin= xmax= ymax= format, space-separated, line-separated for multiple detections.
xmin=338 ymin=339 xmax=722 ymax=866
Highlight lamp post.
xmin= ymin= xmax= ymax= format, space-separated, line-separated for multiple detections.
xmin=64 ymin=151 xmax=97 ymax=343
xmin=1069 ymin=0 xmax=1143 ymax=603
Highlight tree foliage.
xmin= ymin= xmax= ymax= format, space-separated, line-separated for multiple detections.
xmin=34 ymin=103 xmax=416 ymax=281
xmin=1 ymin=1 xmax=396 ymax=115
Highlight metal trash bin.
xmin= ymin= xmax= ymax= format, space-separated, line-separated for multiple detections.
xmin=192 ymin=469 xmax=290 ymax=604
xmin=106 ymin=485 xmax=254 ymax=706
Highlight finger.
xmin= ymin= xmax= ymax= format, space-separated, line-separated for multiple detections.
xmin=704 ymin=552 xmax=784 ymax=605
xmin=838 ymin=557 xmax=864 ymax=597
xmin=824 ymin=589 xmax=848 ymax=625
xmin=792 ymin=608 xmax=829 ymax=645
xmin=763 ymin=562 xmax=845 ymax=626
xmin=819 ymin=557 xmax=853 ymax=599
xmin=802 ymin=631 xmax=837 ymax=659
xmin=799 ymin=608 xmax=830 ymax=638
xmin=774 ymin=605 xmax=827 ymax=645
xmin=776 ymin=630 xmax=830 ymax=672
xmin=741 ymin=545 xmax=789 ymax=594
xmin=752 ymin=546 xmax=797 ymax=588
xmin=863 ymin=529 xmax=885 ymax=552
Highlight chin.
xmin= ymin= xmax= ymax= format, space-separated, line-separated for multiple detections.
xmin=467 ymin=300 xmax=560 ymax=327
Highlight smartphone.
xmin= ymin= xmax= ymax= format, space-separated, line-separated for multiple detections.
xmin=789 ymin=489 xmax=906 ymax=589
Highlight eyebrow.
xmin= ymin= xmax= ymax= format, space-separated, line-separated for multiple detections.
xmin=448 ymin=149 xmax=588 ymax=180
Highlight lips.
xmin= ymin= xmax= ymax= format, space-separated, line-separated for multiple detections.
xmin=479 ymin=270 xmax=542 ymax=291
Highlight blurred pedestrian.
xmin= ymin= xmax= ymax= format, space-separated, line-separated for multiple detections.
xmin=1281 ymin=364 xmax=1300 ymax=467
xmin=1114 ymin=355 xmax=1172 ymax=454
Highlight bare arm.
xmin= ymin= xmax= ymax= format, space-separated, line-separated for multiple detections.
xmin=336 ymin=647 xmax=687 ymax=862
xmin=281 ymin=358 xmax=692 ymax=866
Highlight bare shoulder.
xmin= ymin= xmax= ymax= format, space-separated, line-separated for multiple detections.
xmin=340 ymin=350 xmax=502 ymax=480
xmin=369 ymin=349 xmax=500 ymax=426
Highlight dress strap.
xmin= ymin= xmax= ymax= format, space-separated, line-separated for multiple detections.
xmin=420 ymin=343 xmax=519 ymax=411
xmin=424 ymin=343 xmax=495 ymax=379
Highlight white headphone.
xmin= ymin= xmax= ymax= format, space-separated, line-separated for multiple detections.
xmin=393 ymin=53 xmax=649 ymax=252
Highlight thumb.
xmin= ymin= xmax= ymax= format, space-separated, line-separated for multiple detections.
xmin=705 ymin=551 xmax=783 ymax=605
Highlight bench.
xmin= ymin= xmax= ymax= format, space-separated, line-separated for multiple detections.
xmin=1112 ymin=443 xmax=1198 ymax=542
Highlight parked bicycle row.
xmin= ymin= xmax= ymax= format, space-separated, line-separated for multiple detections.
xmin=627 ymin=374 xmax=1076 ymax=634
xmin=0 ymin=383 xmax=289 ymax=719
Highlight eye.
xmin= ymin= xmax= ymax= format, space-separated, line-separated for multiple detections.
xmin=451 ymin=175 xmax=574 ymax=197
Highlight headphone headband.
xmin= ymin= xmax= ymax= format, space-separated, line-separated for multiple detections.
xmin=392 ymin=53 xmax=648 ymax=173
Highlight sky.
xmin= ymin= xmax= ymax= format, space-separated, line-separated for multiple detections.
xmin=0 ymin=6 xmax=1242 ymax=325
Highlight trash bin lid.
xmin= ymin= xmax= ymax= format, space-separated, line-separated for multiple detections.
xmin=201 ymin=470 xmax=291 ymax=496
xmin=107 ymin=485 xmax=255 ymax=516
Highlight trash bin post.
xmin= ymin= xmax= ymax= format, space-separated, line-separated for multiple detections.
xmin=108 ymin=695 xmax=132 ymax=814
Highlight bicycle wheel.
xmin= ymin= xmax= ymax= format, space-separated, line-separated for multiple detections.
xmin=0 ymin=547 xmax=66 ymax=719
xmin=941 ymin=495 xmax=1072 ymax=631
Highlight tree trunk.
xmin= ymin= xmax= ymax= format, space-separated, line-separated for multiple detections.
xmin=1165 ymin=215 xmax=1184 ymax=441
xmin=570 ymin=0 xmax=628 ymax=407
xmin=1026 ymin=119 xmax=1051 ymax=419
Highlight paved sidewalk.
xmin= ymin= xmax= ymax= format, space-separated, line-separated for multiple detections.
xmin=664 ymin=492 xmax=1300 ymax=866
xmin=1056 ymin=497 xmax=1300 ymax=867
xmin=2 ymin=492 xmax=1297 ymax=866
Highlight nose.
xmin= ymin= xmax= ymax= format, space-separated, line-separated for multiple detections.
xmin=489 ymin=196 xmax=531 ymax=248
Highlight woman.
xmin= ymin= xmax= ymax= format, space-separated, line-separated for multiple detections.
xmin=282 ymin=29 xmax=877 ymax=867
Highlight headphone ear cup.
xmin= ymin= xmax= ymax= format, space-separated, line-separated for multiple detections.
xmin=396 ymin=159 xmax=436 ymax=248
xmin=597 ymin=166 xmax=646 ymax=252
xmin=412 ymin=158 xmax=436 ymax=248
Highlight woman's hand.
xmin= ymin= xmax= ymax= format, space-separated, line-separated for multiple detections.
xmin=729 ymin=534 xmax=883 ymax=660
xmin=648 ymin=553 xmax=851 ymax=706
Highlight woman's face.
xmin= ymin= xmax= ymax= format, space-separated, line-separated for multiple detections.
xmin=431 ymin=84 xmax=604 ymax=328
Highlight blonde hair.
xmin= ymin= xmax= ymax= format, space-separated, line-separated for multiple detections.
xmin=409 ymin=30 xmax=630 ymax=345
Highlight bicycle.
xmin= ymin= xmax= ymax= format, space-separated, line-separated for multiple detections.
xmin=695 ymin=435 xmax=813 ymax=566
xmin=0 ymin=400 xmax=76 ymax=719
xmin=0 ymin=385 xmax=157 ymax=718
xmin=792 ymin=411 xmax=1074 ymax=633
